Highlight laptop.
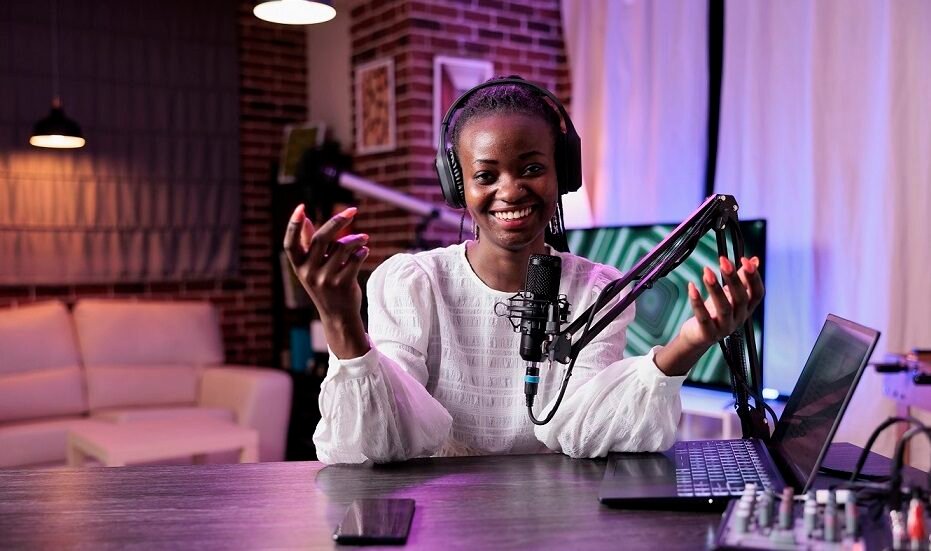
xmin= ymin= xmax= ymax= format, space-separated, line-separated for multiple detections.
xmin=598 ymin=314 xmax=880 ymax=510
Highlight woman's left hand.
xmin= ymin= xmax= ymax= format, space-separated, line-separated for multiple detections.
xmin=680 ymin=256 xmax=764 ymax=348
xmin=655 ymin=256 xmax=764 ymax=376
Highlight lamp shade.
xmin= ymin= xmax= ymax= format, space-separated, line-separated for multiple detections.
xmin=253 ymin=0 xmax=335 ymax=25
xmin=30 ymin=100 xmax=85 ymax=149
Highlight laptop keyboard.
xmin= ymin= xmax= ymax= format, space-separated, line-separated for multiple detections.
xmin=674 ymin=440 xmax=775 ymax=497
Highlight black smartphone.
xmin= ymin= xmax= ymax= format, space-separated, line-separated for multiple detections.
xmin=332 ymin=498 xmax=416 ymax=545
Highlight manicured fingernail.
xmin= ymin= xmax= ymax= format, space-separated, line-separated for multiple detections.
xmin=359 ymin=233 xmax=369 ymax=242
xmin=688 ymin=281 xmax=699 ymax=299
xmin=720 ymin=256 xmax=733 ymax=275
xmin=751 ymin=257 xmax=760 ymax=268
xmin=290 ymin=204 xmax=305 ymax=222
xmin=340 ymin=207 xmax=358 ymax=219
xmin=703 ymin=266 xmax=716 ymax=284
xmin=740 ymin=257 xmax=750 ymax=271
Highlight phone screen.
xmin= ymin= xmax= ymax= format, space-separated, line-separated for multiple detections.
xmin=332 ymin=498 xmax=416 ymax=545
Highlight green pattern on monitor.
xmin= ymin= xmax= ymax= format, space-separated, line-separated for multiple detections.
xmin=566 ymin=220 xmax=765 ymax=389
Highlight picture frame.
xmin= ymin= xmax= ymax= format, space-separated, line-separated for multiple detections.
xmin=433 ymin=56 xmax=494 ymax=147
xmin=278 ymin=122 xmax=326 ymax=184
xmin=355 ymin=57 xmax=396 ymax=154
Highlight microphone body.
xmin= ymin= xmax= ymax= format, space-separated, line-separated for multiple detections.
xmin=518 ymin=254 xmax=562 ymax=361
xmin=518 ymin=254 xmax=563 ymax=406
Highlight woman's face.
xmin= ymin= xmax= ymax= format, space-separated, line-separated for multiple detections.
xmin=457 ymin=112 xmax=559 ymax=254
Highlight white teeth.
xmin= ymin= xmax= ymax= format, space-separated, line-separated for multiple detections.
xmin=493 ymin=207 xmax=533 ymax=220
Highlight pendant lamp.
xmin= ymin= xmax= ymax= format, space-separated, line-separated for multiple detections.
xmin=30 ymin=0 xmax=85 ymax=149
xmin=253 ymin=0 xmax=336 ymax=25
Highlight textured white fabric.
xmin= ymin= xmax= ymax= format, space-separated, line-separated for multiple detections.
xmin=313 ymin=243 xmax=685 ymax=464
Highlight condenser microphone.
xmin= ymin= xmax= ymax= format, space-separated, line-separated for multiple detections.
xmin=518 ymin=254 xmax=562 ymax=406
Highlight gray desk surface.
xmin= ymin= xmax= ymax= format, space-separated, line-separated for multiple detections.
xmin=0 ymin=444 xmax=899 ymax=551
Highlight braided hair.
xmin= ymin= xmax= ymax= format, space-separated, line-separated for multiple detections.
xmin=450 ymin=77 xmax=571 ymax=253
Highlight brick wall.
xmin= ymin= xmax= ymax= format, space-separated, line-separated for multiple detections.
xmin=0 ymin=2 xmax=307 ymax=367
xmin=1 ymin=0 xmax=568 ymax=364
xmin=348 ymin=0 xmax=570 ymax=264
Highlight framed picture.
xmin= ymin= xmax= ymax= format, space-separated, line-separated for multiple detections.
xmin=278 ymin=122 xmax=326 ymax=184
xmin=355 ymin=57 xmax=396 ymax=154
xmin=433 ymin=56 xmax=494 ymax=146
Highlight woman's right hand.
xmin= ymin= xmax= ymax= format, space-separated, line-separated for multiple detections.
xmin=283 ymin=204 xmax=371 ymax=358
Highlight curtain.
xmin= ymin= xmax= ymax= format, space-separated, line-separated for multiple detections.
xmin=0 ymin=0 xmax=240 ymax=284
xmin=716 ymin=0 xmax=931 ymax=461
xmin=561 ymin=0 xmax=709 ymax=226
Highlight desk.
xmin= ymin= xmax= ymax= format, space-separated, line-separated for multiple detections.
xmin=0 ymin=445 xmax=898 ymax=550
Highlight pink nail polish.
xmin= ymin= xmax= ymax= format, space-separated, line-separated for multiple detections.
xmin=721 ymin=257 xmax=733 ymax=275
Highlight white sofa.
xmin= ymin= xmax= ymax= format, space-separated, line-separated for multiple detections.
xmin=0 ymin=299 xmax=292 ymax=468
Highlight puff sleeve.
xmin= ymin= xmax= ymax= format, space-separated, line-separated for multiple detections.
xmin=312 ymin=254 xmax=452 ymax=464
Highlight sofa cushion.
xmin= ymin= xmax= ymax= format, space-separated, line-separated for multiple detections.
xmin=0 ymin=416 xmax=99 ymax=468
xmin=74 ymin=299 xmax=224 ymax=410
xmin=0 ymin=301 xmax=87 ymax=423
xmin=0 ymin=367 xmax=88 ymax=424
xmin=85 ymin=365 xmax=200 ymax=410
xmin=73 ymin=299 xmax=224 ymax=366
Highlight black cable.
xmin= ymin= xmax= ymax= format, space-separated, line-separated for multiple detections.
xmin=718 ymin=338 xmax=778 ymax=428
xmin=719 ymin=333 xmax=777 ymax=423
xmin=889 ymin=425 xmax=931 ymax=508
xmin=528 ymin=263 xmax=613 ymax=425
xmin=849 ymin=416 xmax=924 ymax=483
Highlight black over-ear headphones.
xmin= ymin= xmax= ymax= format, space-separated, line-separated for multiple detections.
xmin=434 ymin=77 xmax=582 ymax=210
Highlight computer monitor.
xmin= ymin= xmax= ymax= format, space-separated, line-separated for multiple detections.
xmin=566 ymin=219 xmax=766 ymax=392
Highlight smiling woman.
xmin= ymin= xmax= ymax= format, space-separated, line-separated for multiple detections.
xmin=282 ymin=77 xmax=764 ymax=465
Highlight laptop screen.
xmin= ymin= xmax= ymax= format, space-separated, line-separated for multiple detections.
xmin=770 ymin=314 xmax=880 ymax=490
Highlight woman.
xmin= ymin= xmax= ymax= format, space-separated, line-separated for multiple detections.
xmin=283 ymin=78 xmax=764 ymax=464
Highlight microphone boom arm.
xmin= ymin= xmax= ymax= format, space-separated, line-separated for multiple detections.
xmin=548 ymin=194 xmax=771 ymax=440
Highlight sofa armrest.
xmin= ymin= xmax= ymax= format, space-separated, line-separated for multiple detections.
xmin=198 ymin=366 xmax=292 ymax=462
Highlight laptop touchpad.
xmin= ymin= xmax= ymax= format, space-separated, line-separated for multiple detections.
xmin=601 ymin=452 xmax=677 ymax=497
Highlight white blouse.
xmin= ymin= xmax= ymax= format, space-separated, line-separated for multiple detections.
xmin=313 ymin=242 xmax=686 ymax=464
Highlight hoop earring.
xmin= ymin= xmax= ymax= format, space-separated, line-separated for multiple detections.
xmin=548 ymin=212 xmax=560 ymax=235
xmin=458 ymin=211 xmax=467 ymax=242
xmin=544 ymin=196 xmax=570 ymax=253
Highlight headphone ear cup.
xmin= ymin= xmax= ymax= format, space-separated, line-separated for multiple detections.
xmin=435 ymin=146 xmax=466 ymax=209
xmin=561 ymin=127 xmax=582 ymax=195
xmin=555 ymin=133 xmax=569 ymax=196
xmin=446 ymin=148 xmax=465 ymax=209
